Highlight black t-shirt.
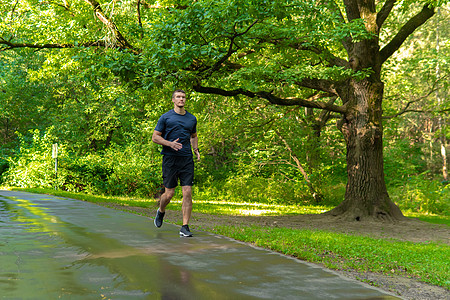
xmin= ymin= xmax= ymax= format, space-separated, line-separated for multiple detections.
xmin=154 ymin=109 xmax=197 ymax=156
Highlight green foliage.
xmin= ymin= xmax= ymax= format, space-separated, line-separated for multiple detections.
xmin=193 ymin=92 xmax=348 ymax=206
xmin=384 ymin=138 xmax=428 ymax=185
xmin=196 ymin=175 xmax=314 ymax=205
xmin=2 ymin=129 xmax=57 ymax=188
xmin=405 ymin=213 xmax=450 ymax=225
xmin=140 ymin=0 xmax=372 ymax=91
xmin=2 ymin=129 xmax=163 ymax=197
xmin=390 ymin=174 xmax=449 ymax=215
xmin=382 ymin=4 xmax=449 ymax=186
xmin=61 ymin=155 xmax=112 ymax=194
xmin=24 ymin=48 xmax=151 ymax=152
xmin=0 ymin=51 xmax=52 ymax=146
xmin=57 ymin=143 xmax=163 ymax=197
xmin=102 ymin=143 xmax=162 ymax=197
xmin=0 ymin=157 xmax=8 ymax=184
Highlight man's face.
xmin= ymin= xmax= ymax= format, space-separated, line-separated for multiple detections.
xmin=172 ymin=92 xmax=186 ymax=108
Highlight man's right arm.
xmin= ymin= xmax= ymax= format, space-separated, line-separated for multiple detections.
xmin=152 ymin=130 xmax=183 ymax=151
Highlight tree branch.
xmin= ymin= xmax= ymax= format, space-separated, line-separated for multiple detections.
xmin=43 ymin=0 xmax=74 ymax=16
xmin=253 ymin=107 xmax=323 ymax=201
xmin=295 ymin=77 xmax=340 ymax=94
xmin=317 ymin=96 xmax=339 ymax=127
xmin=137 ymin=0 xmax=143 ymax=38
xmin=257 ymin=91 xmax=346 ymax=113
xmin=199 ymin=20 xmax=259 ymax=78
xmin=10 ymin=0 xmax=19 ymax=20
xmin=383 ymin=100 xmax=420 ymax=119
xmin=83 ymin=0 xmax=138 ymax=54
xmin=383 ymin=87 xmax=437 ymax=119
xmin=343 ymin=0 xmax=360 ymax=22
xmin=380 ymin=4 xmax=434 ymax=64
xmin=0 ymin=0 xmax=140 ymax=54
xmin=259 ymin=37 xmax=349 ymax=68
xmin=325 ymin=0 xmax=353 ymax=52
xmin=193 ymin=85 xmax=346 ymax=114
xmin=1 ymin=0 xmax=140 ymax=53
xmin=193 ymin=85 xmax=257 ymax=98
xmin=376 ymin=0 xmax=396 ymax=29
xmin=0 ymin=39 xmax=107 ymax=51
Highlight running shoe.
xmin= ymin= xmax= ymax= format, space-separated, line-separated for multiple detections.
xmin=154 ymin=209 xmax=165 ymax=228
xmin=179 ymin=225 xmax=193 ymax=237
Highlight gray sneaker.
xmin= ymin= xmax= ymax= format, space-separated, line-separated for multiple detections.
xmin=179 ymin=225 xmax=193 ymax=237
xmin=154 ymin=209 xmax=165 ymax=228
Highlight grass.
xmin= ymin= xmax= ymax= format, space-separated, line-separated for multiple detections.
xmin=402 ymin=211 xmax=450 ymax=225
xmin=210 ymin=226 xmax=449 ymax=289
xmin=4 ymin=186 xmax=449 ymax=289
xmin=5 ymin=187 xmax=156 ymax=207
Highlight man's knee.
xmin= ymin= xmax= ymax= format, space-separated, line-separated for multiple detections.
xmin=182 ymin=186 xmax=192 ymax=196
xmin=164 ymin=188 xmax=176 ymax=199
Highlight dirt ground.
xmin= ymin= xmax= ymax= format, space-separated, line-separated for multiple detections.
xmin=100 ymin=203 xmax=449 ymax=300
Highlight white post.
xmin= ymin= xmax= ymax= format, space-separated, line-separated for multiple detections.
xmin=52 ymin=143 xmax=58 ymax=189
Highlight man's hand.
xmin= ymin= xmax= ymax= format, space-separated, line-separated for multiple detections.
xmin=152 ymin=131 xmax=183 ymax=151
xmin=170 ymin=138 xmax=183 ymax=151
xmin=190 ymin=133 xmax=200 ymax=161
xmin=194 ymin=149 xmax=201 ymax=162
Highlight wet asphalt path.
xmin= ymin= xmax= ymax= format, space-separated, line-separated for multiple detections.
xmin=0 ymin=190 xmax=401 ymax=299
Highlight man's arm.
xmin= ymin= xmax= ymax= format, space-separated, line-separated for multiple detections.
xmin=191 ymin=133 xmax=200 ymax=161
xmin=152 ymin=130 xmax=182 ymax=151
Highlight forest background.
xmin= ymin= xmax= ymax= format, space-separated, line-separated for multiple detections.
xmin=0 ymin=0 xmax=449 ymax=219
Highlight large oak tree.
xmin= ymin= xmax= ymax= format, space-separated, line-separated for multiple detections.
xmin=1 ymin=0 xmax=444 ymax=221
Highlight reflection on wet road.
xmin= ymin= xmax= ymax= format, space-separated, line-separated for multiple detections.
xmin=0 ymin=190 xmax=400 ymax=299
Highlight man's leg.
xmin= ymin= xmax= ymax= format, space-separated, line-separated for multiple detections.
xmin=179 ymin=185 xmax=193 ymax=237
xmin=159 ymin=187 xmax=175 ymax=213
xmin=160 ymin=155 xmax=177 ymax=213
xmin=154 ymin=187 xmax=175 ymax=228
xmin=181 ymin=186 xmax=193 ymax=225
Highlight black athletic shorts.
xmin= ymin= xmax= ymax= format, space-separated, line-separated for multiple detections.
xmin=162 ymin=155 xmax=194 ymax=188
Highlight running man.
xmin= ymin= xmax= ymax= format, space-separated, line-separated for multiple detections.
xmin=152 ymin=89 xmax=201 ymax=237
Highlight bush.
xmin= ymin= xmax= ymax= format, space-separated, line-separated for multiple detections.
xmin=58 ymin=143 xmax=162 ymax=197
xmin=102 ymin=143 xmax=162 ymax=197
xmin=384 ymin=139 xmax=428 ymax=186
xmin=389 ymin=174 xmax=449 ymax=215
xmin=0 ymin=157 xmax=9 ymax=184
xmin=61 ymin=155 xmax=113 ymax=194
xmin=3 ymin=129 xmax=57 ymax=188
xmin=2 ymin=129 xmax=162 ymax=197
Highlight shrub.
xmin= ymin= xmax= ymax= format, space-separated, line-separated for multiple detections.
xmin=389 ymin=174 xmax=449 ymax=215
xmin=3 ymin=129 xmax=57 ymax=188
xmin=102 ymin=143 xmax=162 ymax=197
xmin=61 ymin=155 xmax=113 ymax=194
xmin=0 ymin=157 xmax=9 ymax=184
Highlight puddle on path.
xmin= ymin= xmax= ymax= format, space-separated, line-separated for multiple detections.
xmin=0 ymin=190 xmax=400 ymax=299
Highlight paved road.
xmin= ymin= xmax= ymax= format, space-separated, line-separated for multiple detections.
xmin=0 ymin=190 xmax=401 ymax=299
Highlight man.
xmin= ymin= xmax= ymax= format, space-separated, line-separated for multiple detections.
xmin=152 ymin=89 xmax=201 ymax=237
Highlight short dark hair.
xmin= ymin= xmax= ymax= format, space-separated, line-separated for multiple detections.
xmin=172 ymin=89 xmax=186 ymax=98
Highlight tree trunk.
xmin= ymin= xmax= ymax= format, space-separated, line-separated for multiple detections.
xmin=435 ymin=8 xmax=448 ymax=181
xmin=328 ymin=79 xmax=405 ymax=221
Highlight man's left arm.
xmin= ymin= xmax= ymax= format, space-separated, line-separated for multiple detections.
xmin=191 ymin=133 xmax=200 ymax=161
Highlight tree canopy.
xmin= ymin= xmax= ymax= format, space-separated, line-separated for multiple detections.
xmin=1 ymin=0 xmax=448 ymax=221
